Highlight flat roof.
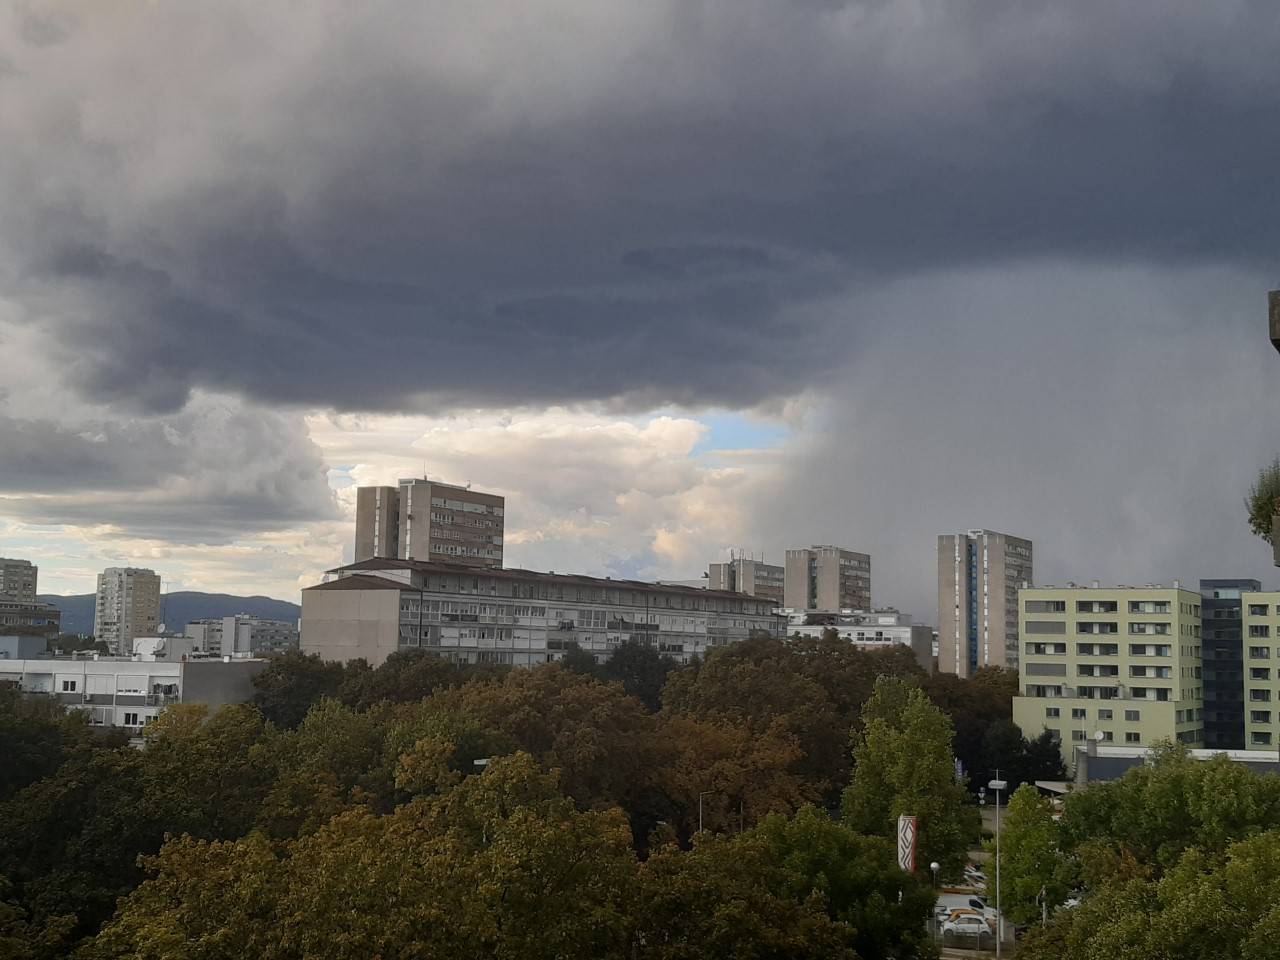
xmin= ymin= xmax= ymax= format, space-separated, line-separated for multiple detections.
xmin=315 ymin=559 xmax=773 ymax=603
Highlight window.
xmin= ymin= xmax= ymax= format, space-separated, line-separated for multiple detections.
xmin=1125 ymin=709 xmax=1141 ymax=722
xmin=1099 ymin=730 xmax=1114 ymax=742
xmin=1071 ymin=730 xmax=1086 ymax=741
xmin=1250 ymin=604 xmax=1269 ymax=616
xmin=1250 ymin=646 xmax=1272 ymax=659
xmin=1251 ymin=625 xmax=1272 ymax=639
xmin=1045 ymin=707 xmax=1060 ymax=718
xmin=1099 ymin=709 xmax=1113 ymax=720
xmin=1071 ymin=708 xmax=1086 ymax=719
xmin=1077 ymin=600 xmax=1118 ymax=613
xmin=1025 ymin=600 xmax=1066 ymax=613
xmin=1251 ymin=689 xmax=1272 ymax=703
xmin=1125 ymin=732 xmax=1141 ymax=744
xmin=122 ymin=712 xmax=140 ymax=726
xmin=1252 ymin=710 xmax=1272 ymax=724
xmin=1130 ymin=600 xmax=1170 ymax=614
xmin=60 ymin=680 xmax=77 ymax=692
xmin=1252 ymin=668 xmax=1272 ymax=681
xmin=1252 ymin=732 xmax=1274 ymax=746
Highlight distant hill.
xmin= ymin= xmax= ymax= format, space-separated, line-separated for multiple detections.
xmin=39 ymin=591 xmax=301 ymax=637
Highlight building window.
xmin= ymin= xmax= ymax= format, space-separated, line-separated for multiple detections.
xmin=1045 ymin=707 xmax=1060 ymax=718
xmin=1125 ymin=732 xmax=1141 ymax=743
xmin=1071 ymin=730 xmax=1086 ymax=741
xmin=1251 ymin=689 xmax=1272 ymax=703
xmin=1250 ymin=626 xmax=1272 ymax=639
xmin=1250 ymin=646 xmax=1271 ymax=659
xmin=1252 ymin=668 xmax=1272 ymax=681
xmin=60 ymin=680 xmax=77 ymax=692
xmin=1099 ymin=709 xmax=1113 ymax=720
xmin=1250 ymin=604 xmax=1269 ymax=616
xmin=122 ymin=712 xmax=140 ymax=726
xmin=1125 ymin=709 xmax=1141 ymax=721
xmin=1252 ymin=732 xmax=1274 ymax=746
xmin=1251 ymin=710 xmax=1272 ymax=724
xmin=1099 ymin=730 xmax=1114 ymax=742
xmin=1071 ymin=708 xmax=1086 ymax=719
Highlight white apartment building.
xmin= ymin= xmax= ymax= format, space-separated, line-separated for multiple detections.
xmin=94 ymin=567 xmax=162 ymax=656
xmin=937 ymin=530 xmax=1034 ymax=677
xmin=0 ymin=636 xmax=266 ymax=736
xmin=301 ymin=559 xmax=784 ymax=668
xmin=783 ymin=608 xmax=933 ymax=669
xmin=185 ymin=615 xmax=299 ymax=657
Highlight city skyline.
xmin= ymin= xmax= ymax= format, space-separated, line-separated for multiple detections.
xmin=2 ymin=4 xmax=1280 ymax=622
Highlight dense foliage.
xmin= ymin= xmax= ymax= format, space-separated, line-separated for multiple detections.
xmin=0 ymin=638 xmax=1060 ymax=957
xmin=991 ymin=744 xmax=1280 ymax=959
xmin=1247 ymin=456 xmax=1280 ymax=543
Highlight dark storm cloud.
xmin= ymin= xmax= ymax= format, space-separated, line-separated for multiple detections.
xmin=3 ymin=1 xmax=1279 ymax=414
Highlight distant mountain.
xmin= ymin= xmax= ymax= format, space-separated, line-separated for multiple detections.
xmin=39 ymin=591 xmax=301 ymax=637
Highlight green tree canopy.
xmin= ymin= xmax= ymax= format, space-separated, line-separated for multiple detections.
xmin=842 ymin=676 xmax=979 ymax=877
xmin=985 ymin=784 xmax=1073 ymax=925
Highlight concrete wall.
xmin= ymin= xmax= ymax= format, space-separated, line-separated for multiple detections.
xmin=300 ymin=588 xmax=402 ymax=666
xmin=181 ymin=659 xmax=268 ymax=709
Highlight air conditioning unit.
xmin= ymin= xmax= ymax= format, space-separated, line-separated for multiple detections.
xmin=82 ymin=693 xmax=92 ymax=703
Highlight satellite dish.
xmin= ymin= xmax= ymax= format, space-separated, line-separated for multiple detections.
xmin=1094 ymin=730 xmax=1106 ymax=742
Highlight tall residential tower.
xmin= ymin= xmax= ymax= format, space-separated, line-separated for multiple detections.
xmin=353 ymin=478 xmax=504 ymax=567
xmin=783 ymin=545 xmax=872 ymax=613
xmin=707 ymin=556 xmax=785 ymax=607
xmin=938 ymin=530 xmax=1033 ymax=677
xmin=93 ymin=567 xmax=162 ymax=656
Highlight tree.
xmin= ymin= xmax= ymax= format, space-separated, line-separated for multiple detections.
xmin=921 ymin=667 xmax=1017 ymax=788
xmin=661 ymin=638 xmax=846 ymax=799
xmin=599 ymin=640 xmax=679 ymax=712
xmin=986 ymin=785 xmax=1072 ymax=925
xmin=750 ymin=805 xmax=936 ymax=960
xmin=842 ymin=676 xmax=979 ymax=877
xmin=0 ymin=688 xmax=106 ymax=804
xmin=1247 ymin=457 xmax=1280 ymax=543
xmin=337 ymin=648 xmax=508 ymax=710
xmin=250 ymin=650 xmax=350 ymax=728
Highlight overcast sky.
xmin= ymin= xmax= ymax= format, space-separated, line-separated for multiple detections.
xmin=3 ymin=1 xmax=1280 ymax=620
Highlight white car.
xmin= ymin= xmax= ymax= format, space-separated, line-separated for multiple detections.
xmin=942 ymin=914 xmax=993 ymax=937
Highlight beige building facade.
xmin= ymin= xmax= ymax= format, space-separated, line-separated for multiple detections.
xmin=93 ymin=568 xmax=162 ymax=656
xmin=783 ymin=545 xmax=871 ymax=613
xmin=1241 ymin=592 xmax=1280 ymax=752
xmin=302 ymin=559 xmax=782 ymax=668
xmin=937 ymin=530 xmax=1033 ymax=677
xmin=354 ymin=478 xmax=504 ymax=567
xmin=707 ymin=557 xmax=784 ymax=607
xmin=1011 ymin=585 xmax=1204 ymax=769
xmin=0 ymin=558 xmax=37 ymax=603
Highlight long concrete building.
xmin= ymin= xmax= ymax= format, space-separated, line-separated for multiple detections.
xmin=301 ymin=559 xmax=783 ymax=668
xmin=355 ymin=478 xmax=504 ymax=567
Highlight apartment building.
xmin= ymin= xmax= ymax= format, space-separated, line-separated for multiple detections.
xmin=1241 ymin=592 xmax=1280 ymax=752
xmin=301 ymin=559 xmax=783 ymax=668
xmin=93 ymin=568 xmax=162 ymax=656
xmin=784 ymin=608 xmax=933 ymax=669
xmin=0 ymin=558 xmax=37 ymax=602
xmin=0 ymin=599 xmax=61 ymax=636
xmin=1201 ymin=579 xmax=1258 ymax=749
xmin=707 ymin=556 xmax=785 ymax=607
xmin=354 ymin=478 xmax=504 ymax=567
xmin=937 ymin=530 xmax=1033 ymax=677
xmin=0 ymin=637 xmax=265 ymax=736
xmin=783 ymin=545 xmax=871 ymax=613
xmin=185 ymin=615 xmax=299 ymax=657
xmin=1011 ymin=585 xmax=1204 ymax=769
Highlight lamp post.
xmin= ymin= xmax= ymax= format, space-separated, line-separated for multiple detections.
xmin=989 ymin=775 xmax=1007 ymax=959
xmin=930 ymin=861 xmax=940 ymax=887
xmin=698 ymin=791 xmax=714 ymax=834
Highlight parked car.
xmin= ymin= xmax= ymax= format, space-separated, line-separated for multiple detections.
xmin=942 ymin=914 xmax=993 ymax=937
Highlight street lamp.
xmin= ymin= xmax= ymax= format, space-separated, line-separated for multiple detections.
xmin=989 ymin=776 xmax=1007 ymax=959
xmin=930 ymin=861 xmax=940 ymax=887
xmin=698 ymin=791 xmax=715 ymax=833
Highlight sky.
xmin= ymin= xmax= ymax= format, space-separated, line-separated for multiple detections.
xmin=3 ymin=1 xmax=1280 ymax=621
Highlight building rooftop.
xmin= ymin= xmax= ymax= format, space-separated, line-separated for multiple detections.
xmin=316 ymin=559 xmax=765 ymax=602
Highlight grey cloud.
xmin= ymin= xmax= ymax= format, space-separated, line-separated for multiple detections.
xmin=3 ymin=2 xmax=1280 ymax=415
xmin=743 ymin=263 xmax=1280 ymax=624
xmin=0 ymin=398 xmax=339 ymax=542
